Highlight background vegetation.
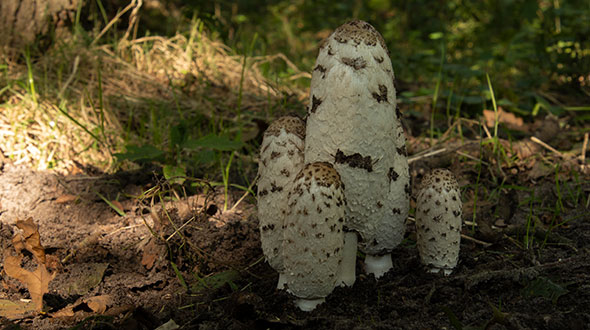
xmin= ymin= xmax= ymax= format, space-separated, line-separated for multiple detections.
xmin=1 ymin=0 xmax=588 ymax=183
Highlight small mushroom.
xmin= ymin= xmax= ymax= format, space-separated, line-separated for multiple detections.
xmin=415 ymin=169 xmax=462 ymax=275
xmin=257 ymin=116 xmax=305 ymax=288
xmin=282 ymin=162 xmax=346 ymax=311
xmin=304 ymin=20 xmax=410 ymax=278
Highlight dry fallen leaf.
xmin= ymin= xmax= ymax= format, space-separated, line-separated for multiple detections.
xmin=55 ymin=194 xmax=78 ymax=204
xmin=85 ymin=295 xmax=112 ymax=314
xmin=0 ymin=299 xmax=37 ymax=320
xmin=13 ymin=218 xmax=45 ymax=263
xmin=483 ymin=107 xmax=525 ymax=131
xmin=141 ymin=239 xmax=164 ymax=270
xmin=2 ymin=218 xmax=57 ymax=314
xmin=51 ymin=295 xmax=112 ymax=318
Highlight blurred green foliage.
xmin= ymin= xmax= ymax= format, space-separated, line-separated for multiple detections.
xmin=170 ymin=0 xmax=589 ymax=117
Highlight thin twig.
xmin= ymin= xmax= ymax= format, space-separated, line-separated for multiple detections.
xmin=456 ymin=150 xmax=490 ymax=166
xmin=460 ymin=233 xmax=492 ymax=247
xmin=91 ymin=0 xmax=138 ymax=46
xmin=581 ymin=132 xmax=589 ymax=163
xmin=408 ymin=148 xmax=447 ymax=164
xmin=229 ymin=174 xmax=259 ymax=212
xmin=59 ymin=56 xmax=80 ymax=97
xmin=530 ymin=136 xmax=564 ymax=158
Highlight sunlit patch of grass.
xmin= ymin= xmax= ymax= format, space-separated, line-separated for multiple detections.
xmin=1 ymin=12 xmax=301 ymax=177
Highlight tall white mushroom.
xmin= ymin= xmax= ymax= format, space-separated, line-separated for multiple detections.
xmin=415 ymin=169 xmax=462 ymax=275
xmin=257 ymin=116 xmax=306 ymax=288
xmin=304 ymin=20 xmax=410 ymax=278
xmin=282 ymin=162 xmax=346 ymax=311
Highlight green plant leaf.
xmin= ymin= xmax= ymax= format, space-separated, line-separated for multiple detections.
xmin=163 ymin=165 xmax=186 ymax=185
xmin=184 ymin=134 xmax=244 ymax=151
xmin=170 ymin=123 xmax=188 ymax=147
xmin=521 ymin=277 xmax=568 ymax=304
xmin=193 ymin=150 xmax=217 ymax=165
xmin=114 ymin=145 xmax=164 ymax=162
xmin=191 ymin=270 xmax=240 ymax=292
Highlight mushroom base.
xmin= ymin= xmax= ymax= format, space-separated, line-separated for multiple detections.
xmin=426 ymin=266 xmax=454 ymax=276
xmin=295 ymin=297 xmax=326 ymax=312
xmin=277 ymin=273 xmax=288 ymax=290
xmin=364 ymin=254 xmax=393 ymax=278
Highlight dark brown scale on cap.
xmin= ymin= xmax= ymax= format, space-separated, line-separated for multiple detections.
xmin=264 ymin=116 xmax=306 ymax=140
xmin=334 ymin=149 xmax=374 ymax=172
xmin=372 ymin=84 xmax=388 ymax=103
xmin=342 ymin=57 xmax=367 ymax=70
xmin=310 ymin=95 xmax=323 ymax=114
xmin=314 ymin=64 xmax=327 ymax=78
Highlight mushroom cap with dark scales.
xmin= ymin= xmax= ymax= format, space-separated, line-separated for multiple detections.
xmin=282 ymin=161 xmax=346 ymax=301
xmin=257 ymin=116 xmax=306 ymax=273
xmin=304 ymin=20 xmax=409 ymax=257
xmin=415 ymin=168 xmax=462 ymax=274
xmin=264 ymin=116 xmax=306 ymax=140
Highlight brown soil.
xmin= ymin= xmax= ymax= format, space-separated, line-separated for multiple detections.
xmin=0 ymin=154 xmax=589 ymax=330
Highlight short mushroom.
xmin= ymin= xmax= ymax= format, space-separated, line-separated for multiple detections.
xmin=304 ymin=20 xmax=410 ymax=278
xmin=282 ymin=162 xmax=346 ymax=311
xmin=257 ymin=116 xmax=305 ymax=288
xmin=415 ymin=169 xmax=462 ymax=275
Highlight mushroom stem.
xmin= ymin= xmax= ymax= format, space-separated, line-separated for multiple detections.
xmin=295 ymin=298 xmax=325 ymax=312
xmin=339 ymin=231 xmax=357 ymax=287
xmin=277 ymin=273 xmax=288 ymax=290
xmin=427 ymin=267 xmax=454 ymax=276
xmin=364 ymin=254 xmax=393 ymax=278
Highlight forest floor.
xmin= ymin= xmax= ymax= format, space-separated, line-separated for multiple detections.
xmin=0 ymin=120 xmax=589 ymax=329
xmin=0 ymin=5 xmax=589 ymax=328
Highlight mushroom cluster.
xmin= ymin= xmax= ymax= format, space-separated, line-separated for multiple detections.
xmin=257 ymin=21 xmax=464 ymax=312
xmin=304 ymin=20 xmax=410 ymax=278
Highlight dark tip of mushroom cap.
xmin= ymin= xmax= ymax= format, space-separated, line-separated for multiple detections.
xmin=264 ymin=116 xmax=306 ymax=140
xmin=301 ymin=162 xmax=343 ymax=189
xmin=419 ymin=169 xmax=459 ymax=192
xmin=331 ymin=20 xmax=389 ymax=54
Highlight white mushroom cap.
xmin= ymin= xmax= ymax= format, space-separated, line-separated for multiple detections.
xmin=304 ymin=21 xmax=409 ymax=268
xmin=257 ymin=116 xmax=305 ymax=277
xmin=415 ymin=169 xmax=462 ymax=275
xmin=282 ymin=162 xmax=346 ymax=310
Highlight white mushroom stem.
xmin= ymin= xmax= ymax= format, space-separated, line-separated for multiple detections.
xmin=277 ymin=273 xmax=287 ymax=290
xmin=364 ymin=254 xmax=393 ymax=278
xmin=295 ymin=298 xmax=326 ymax=312
xmin=338 ymin=231 xmax=357 ymax=286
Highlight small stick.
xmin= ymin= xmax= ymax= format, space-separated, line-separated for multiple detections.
xmin=455 ymin=151 xmax=491 ymax=166
xmin=229 ymin=174 xmax=259 ymax=212
xmin=408 ymin=148 xmax=447 ymax=164
xmin=581 ymin=132 xmax=589 ymax=163
xmin=481 ymin=121 xmax=493 ymax=140
xmin=460 ymin=233 xmax=492 ymax=248
xmin=530 ymin=136 xmax=564 ymax=158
